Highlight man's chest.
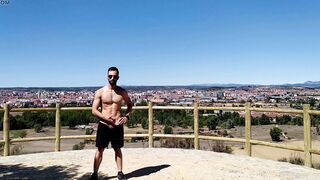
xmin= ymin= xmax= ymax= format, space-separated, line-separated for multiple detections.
xmin=101 ymin=91 xmax=123 ymax=104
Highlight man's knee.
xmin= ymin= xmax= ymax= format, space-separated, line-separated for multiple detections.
xmin=113 ymin=148 xmax=122 ymax=154
xmin=96 ymin=148 xmax=105 ymax=155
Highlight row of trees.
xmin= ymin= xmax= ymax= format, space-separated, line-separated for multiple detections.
xmin=0 ymin=111 xmax=99 ymax=131
xmin=0 ymin=107 xmax=319 ymax=131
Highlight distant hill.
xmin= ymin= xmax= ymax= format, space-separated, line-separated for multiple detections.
xmin=278 ymin=81 xmax=320 ymax=88
xmin=191 ymin=81 xmax=320 ymax=88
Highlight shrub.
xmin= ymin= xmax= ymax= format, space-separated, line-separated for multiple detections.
xmin=270 ymin=126 xmax=282 ymax=141
xmin=289 ymin=154 xmax=304 ymax=165
xmin=207 ymin=118 xmax=218 ymax=130
xmin=164 ymin=125 xmax=173 ymax=134
xmin=279 ymin=154 xmax=320 ymax=170
xmin=11 ymin=143 xmax=23 ymax=155
xmin=85 ymin=128 xmax=93 ymax=135
xmin=226 ymin=119 xmax=235 ymax=129
xmin=210 ymin=141 xmax=233 ymax=154
xmin=160 ymin=138 xmax=194 ymax=149
xmin=278 ymin=153 xmax=304 ymax=165
xmin=34 ymin=124 xmax=43 ymax=133
xmin=11 ymin=130 xmax=27 ymax=138
xmin=73 ymin=142 xmax=85 ymax=150
xmin=278 ymin=157 xmax=287 ymax=162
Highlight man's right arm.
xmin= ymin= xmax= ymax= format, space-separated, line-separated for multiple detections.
xmin=92 ymin=89 xmax=115 ymax=125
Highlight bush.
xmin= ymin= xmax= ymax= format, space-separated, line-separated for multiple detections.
xmin=141 ymin=118 xmax=148 ymax=129
xmin=73 ymin=142 xmax=85 ymax=150
xmin=210 ymin=141 xmax=233 ymax=154
xmin=289 ymin=154 xmax=304 ymax=165
xmin=279 ymin=154 xmax=320 ymax=170
xmin=11 ymin=130 xmax=27 ymax=138
xmin=207 ymin=118 xmax=218 ymax=130
xmin=270 ymin=126 xmax=282 ymax=141
xmin=11 ymin=143 xmax=23 ymax=155
xmin=226 ymin=119 xmax=235 ymax=129
xmin=160 ymin=138 xmax=194 ymax=149
xmin=164 ymin=125 xmax=173 ymax=134
xmin=85 ymin=128 xmax=93 ymax=135
xmin=34 ymin=124 xmax=42 ymax=133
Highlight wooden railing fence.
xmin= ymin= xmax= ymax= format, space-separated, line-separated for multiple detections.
xmin=1 ymin=102 xmax=319 ymax=167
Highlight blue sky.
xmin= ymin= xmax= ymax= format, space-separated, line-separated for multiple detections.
xmin=1 ymin=0 xmax=320 ymax=87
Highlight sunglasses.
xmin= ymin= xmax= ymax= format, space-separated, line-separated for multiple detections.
xmin=108 ymin=75 xmax=119 ymax=79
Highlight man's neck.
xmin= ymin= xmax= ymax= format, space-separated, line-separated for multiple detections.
xmin=107 ymin=84 xmax=117 ymax=90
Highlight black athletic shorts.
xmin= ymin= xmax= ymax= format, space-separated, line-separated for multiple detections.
xmin=96 ymin=121 xmax=124 ymax=149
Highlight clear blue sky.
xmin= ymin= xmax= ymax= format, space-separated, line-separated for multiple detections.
xmin=1 ymin=0 xmax=320 ymax=87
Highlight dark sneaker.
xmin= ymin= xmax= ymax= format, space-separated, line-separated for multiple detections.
xmin=117 ymin=171 xmax=127 ymax=180
xmin=89 ymin=172 xmax=98 ymax=180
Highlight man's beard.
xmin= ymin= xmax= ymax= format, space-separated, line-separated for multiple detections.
xmin=108 ymin=80 xmax=117 ymax=86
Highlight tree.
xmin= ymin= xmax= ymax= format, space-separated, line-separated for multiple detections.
xmin=308 ymin=98 xmax=317 ymax=107
xmin=34 ymin=124 xmax=43 ymax=133
xmin=164 ymin=125 xmax=173 ymax=134
xmin=260 ymin=114 xmax=271 ymax=125
xmin=277 ymin=115 xmax=292 ymax=125
xmin=207 ymin=116 xmax=218 ymax=130
xmin=270 ymin=126 xmax=282 ymax=142
xmin=141 ymin=117 xmax=148 ymax=129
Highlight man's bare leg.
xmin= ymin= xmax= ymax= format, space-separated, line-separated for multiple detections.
xmin=114 ymin=148 xmax=123 ymax=171
xmin=114 ymin=148 xmax=127 ymax=180
xmin=94 ymin=147 xmax=105 ymax=173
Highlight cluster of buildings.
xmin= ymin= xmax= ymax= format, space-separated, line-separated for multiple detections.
xmin=1 ymin=86 xmax=320 ymax=109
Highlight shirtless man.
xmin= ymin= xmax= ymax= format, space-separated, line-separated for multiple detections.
xmin=90 ymin=67 xmax=132 ymax=180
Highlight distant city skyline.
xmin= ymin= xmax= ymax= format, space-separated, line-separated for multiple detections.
xmin=1 ymin=1 xmax=320 ymax=87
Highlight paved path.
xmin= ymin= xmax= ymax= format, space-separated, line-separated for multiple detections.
xmin=1 ymin=148 xmax=320 ymax=179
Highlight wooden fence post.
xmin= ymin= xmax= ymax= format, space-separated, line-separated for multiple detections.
xmin=194 ymin=102 xmax=199 ymax=150
xmin=3 ymin=103 xmax=10 ymax=156
xmin=303 ymin=104 xmax=312 ymax=167
xmin=55 ymin=103 xmax=61 ymax=151
xmin=148 ymin=102 xmax=154 ymax=148
xmin=245 ymin=102 xmax=252 ymax=156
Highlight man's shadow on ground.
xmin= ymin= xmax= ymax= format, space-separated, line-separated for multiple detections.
xmin=80 ymin=164 xmax=171 ymax=179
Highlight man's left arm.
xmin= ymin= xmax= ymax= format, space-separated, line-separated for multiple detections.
xmin=119 ymin=90 xmax=133 ymax=124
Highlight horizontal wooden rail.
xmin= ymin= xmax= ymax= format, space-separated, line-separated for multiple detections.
xmin=10 ymin=108 xmax=56 ymax=112
xmin=153 ymin=106 xmax=194 ymax=110
xmin=153 ymin=134 xmax=194 ymax=139
xmin=250 ymin=107 xmax=303 ymax=114
xmin=199 ymin=107 xmax=245 ymax=111
xmin=60 ymin=107 xmax=92 ymax=111
xmin=250 ymin=139 xmax=304 ymax=152
xmin=10 ymin=137 xmax=56 ymax=143
xmin=199 ymin=136 xmax=246 ymax=143
xmin=310 ymin=148 xmax=320 ymax=155
xmin=308 ymin=110 xmax=320 ymax=116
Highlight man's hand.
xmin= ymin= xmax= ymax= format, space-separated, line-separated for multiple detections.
xmin=117 ymin=116 xmax=129 ymax=125
xmin=104 ymin=116 xmax=116 ymax=128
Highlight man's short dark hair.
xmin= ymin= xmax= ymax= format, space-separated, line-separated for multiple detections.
xmin=108 ymin=67 xmax=119 ymax=74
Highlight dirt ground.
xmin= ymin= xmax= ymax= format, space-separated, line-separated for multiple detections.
xmin=1 ymin=125 xmax=320 ymax=165
xmin=2 ymin=148 xmax=320 ymax=179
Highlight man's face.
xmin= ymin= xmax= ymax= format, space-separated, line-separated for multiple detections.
xmin=107 ymin=70 xmax=119 ymax=86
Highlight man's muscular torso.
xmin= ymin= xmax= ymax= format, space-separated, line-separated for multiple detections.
xmin=99 ymin=86 xmax=125 ymax=124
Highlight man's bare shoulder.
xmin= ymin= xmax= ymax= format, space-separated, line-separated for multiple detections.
xmin=95 ymin=86 xmax=105 ymax=95
xmin=116 ymin=86 xmax=128 ymax=94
